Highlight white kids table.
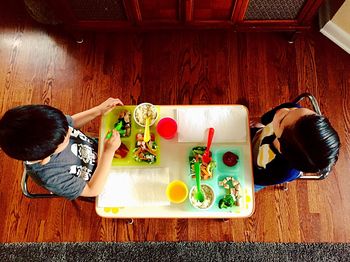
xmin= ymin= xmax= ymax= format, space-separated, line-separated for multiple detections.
xmin=95 ymin=105 xmax=254 ymax=218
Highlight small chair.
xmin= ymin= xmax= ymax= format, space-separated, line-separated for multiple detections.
xmin=21 ymin=163 xmax=59 ymax=198
xmin=280 ymin=93 xmax=332 ymax=190
xmin=21 ymin=163 xmax=95 ymax=202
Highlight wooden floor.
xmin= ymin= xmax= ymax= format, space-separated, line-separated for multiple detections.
xmin=0 ymin=2 xmax=349 ymax=242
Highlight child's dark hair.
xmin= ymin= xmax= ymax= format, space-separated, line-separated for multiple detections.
xmin=279 ymin=114 xmax=340 ymax=173
xmin=0 ymin=105 xmax=68 ymax=161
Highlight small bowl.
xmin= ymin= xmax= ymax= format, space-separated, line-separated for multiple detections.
xmin=133 ymin=102 xmax=158 ymax=127
xmin=166 ymin=180 xmax=188 ymax=204
xmin=189 ymin=184 xmax=215 ymax=210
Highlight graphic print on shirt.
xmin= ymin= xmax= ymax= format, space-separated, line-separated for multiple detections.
xmin=70 ymin=143 xmax=97 ymax=164
xmin=69 ymin=165 xmax=93 ymax=180
xmin=70 ymin=128 xmax=94 ymax=144
xmin=257 ymin=123 xmax=277 ymax=169
xmin=69 ymin=128 xmax=97 ymax=180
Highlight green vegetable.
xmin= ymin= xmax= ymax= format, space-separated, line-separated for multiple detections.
xmin=188 ymin=146 xmax=215 ymax=179
xmin=132 ymin=140 xmax=157 ymax=164
xmin=207 ymin=161 xmax=216 ymax=173
xmin=218 ymin=194 xmax=235 ymax=209
xmin=192 ymin=146 xmax=206 ymax=155
xmin=115 ymin=121 xmax=123 ymax=130
xmin=114 ymin=121 xmax=126 ymax=136
xmin=189 ymin=147 xmax=206 ymax=163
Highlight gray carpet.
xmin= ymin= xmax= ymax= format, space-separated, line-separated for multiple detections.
xmin=0 ymin=242 xmax=349 ymax=262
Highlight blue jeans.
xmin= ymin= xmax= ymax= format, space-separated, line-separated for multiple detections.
xmin=254 ymin=184 xmax=266 ymax=192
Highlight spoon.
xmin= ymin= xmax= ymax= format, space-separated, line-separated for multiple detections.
xmin=202 ymin=127 xmax=215 ymax=164
xmin=194 ymin=162 xmax=204 ymax=202
xmin=144 ymin=117 xmax=151 ymax=142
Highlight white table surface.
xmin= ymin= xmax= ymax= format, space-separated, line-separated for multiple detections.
xmin=96 ymin=105 xmax=254 ymax=218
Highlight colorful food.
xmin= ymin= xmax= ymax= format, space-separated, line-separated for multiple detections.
xmin=189 ymin=184 xmax=215 ymax=209
xmin=218 ymin=194 xmax=235 ymax=209
xmin=189 ymin=146 xmax=216 ymax=180
xmin=114 ymin=110 xmax=131 ymax=137
xmin=134 ymin=103 xmax=157 ymax=126
xmin=114 ymin=143 xmax=129 ymax=159
xmin=218 ymin=176 xmax=242 ymax=208
xmin=133 ymin=132 xmax=157 ymax=164
xmin=222 ymin=151 xmax=239 ymax=167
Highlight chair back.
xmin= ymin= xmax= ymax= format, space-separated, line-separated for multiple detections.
xmin=21 ymin=162 xmax=59 ymax=198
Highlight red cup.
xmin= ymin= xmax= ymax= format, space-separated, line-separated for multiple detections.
xmin=156 ymin=117 xmax=177 ymax=139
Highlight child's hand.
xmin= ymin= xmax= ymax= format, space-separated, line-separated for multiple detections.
xmin=98 ymin=98 xmax=124 ymax=115
xmin=103 ymin=130 xmax=121 ymax=154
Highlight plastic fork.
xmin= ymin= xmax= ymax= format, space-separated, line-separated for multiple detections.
xmin=202 ymin=127 xmax=215 ymax=164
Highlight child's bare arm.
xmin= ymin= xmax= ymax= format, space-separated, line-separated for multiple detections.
xmin=72 ymin=98 xmax=123 ymax=129
xmin=80 ymin=130 xmax=121 ymax=197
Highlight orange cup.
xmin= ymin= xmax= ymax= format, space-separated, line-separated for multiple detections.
xmin=166 ymin=180 xmax=188 ymax=204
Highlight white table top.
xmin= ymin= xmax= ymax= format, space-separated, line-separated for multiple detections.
xmin=96 ymin=105 xmax=254 ymax=218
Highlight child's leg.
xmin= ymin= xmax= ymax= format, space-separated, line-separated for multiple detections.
xmin=254 ymin=184 xmax=266 ymax=192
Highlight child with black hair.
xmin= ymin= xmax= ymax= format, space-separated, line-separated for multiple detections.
xmin=251 ymin=102 xmax=340 ymax=190
xmin=0 ymin=98 xmax=123 ymax=200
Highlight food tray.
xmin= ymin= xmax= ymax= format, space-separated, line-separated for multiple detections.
xmin=100 ymin=105 xmax=161 ymax=166
xmin=185 ymin=145 xmax=247 ymax=213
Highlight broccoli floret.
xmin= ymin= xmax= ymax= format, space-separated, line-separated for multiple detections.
xmin=218 ymin=194 xmax=235 ymax=209
xmin=218 ymin=199 xmax=225 ymax=209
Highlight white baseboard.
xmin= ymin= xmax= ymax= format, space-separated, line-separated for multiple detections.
xmin=320 ymin=21 xmax=350 ymax=54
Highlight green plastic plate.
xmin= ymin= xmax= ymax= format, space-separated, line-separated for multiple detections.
xmin=100 ymin=105 xmax=161 ymax=166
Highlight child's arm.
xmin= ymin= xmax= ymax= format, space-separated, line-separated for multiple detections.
xmin=80 ymin=130 xmax=121 ymax=197
xmin=71 ymin=98 xmax=123 ymax=129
